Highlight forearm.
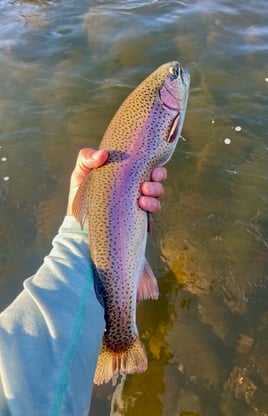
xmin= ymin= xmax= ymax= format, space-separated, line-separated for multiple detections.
xmin=0 ymin=217 xmax=105 ymax=416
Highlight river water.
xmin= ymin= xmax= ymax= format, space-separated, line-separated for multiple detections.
xmin=0 ymin=0 xmax=267 ymax=415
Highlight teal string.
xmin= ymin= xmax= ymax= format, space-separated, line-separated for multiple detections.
xmin=49 ymin=271 xmax=92 ymax=416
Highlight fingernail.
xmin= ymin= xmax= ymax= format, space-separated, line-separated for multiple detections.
xmin=91 ymin=150 xmax=102 ymax=160
xmin=157 ymin=171 xmax=164 ymax=181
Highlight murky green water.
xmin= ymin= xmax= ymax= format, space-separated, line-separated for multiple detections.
xmin=0 ymin=0 xmax=267 ymax=415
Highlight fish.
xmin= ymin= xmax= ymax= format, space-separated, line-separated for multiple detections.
xmin=72 ymin=61 xmax=190 ymax=385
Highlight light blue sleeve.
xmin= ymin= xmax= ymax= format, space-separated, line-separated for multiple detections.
xmin=0 ymin=217 xmax=105 ymax=416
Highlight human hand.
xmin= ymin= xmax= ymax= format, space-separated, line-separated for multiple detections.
xmin=66 ymin=148 xmax=167 ymax=216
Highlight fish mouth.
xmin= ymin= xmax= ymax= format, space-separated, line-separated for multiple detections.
xmin=181 ymin=67 xmax=190 ymax=87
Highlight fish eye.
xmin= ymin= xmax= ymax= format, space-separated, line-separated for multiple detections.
xmin=169 ymin=64 xmax=180 ymax=80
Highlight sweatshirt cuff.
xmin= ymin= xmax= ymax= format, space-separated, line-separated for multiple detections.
xmin=59 ymin=216 xmax=88 ymax=235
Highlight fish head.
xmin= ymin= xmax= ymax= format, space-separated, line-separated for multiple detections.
xmin=158 ymin=61 xmax=190 ymax=144
xmin=159 ymin=62 xmax=190 ymax=111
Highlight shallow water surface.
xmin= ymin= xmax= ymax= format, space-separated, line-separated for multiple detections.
xmin=0 ymin=0 xmax=268 ymax=415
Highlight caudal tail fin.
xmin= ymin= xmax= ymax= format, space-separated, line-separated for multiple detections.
xmin=94 ymin=337 xmax=147 ymax=385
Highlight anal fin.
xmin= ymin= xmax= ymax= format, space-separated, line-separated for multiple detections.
xmin=137 ymin=261 xmax=159 ymax=302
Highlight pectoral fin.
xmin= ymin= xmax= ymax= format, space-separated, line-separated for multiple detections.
xmin=137 ymin=261 xmax=159 ymax=302
xmin=167 ymin=113 xmax=181 ymax=143
xmin=72 ymin=175 xmax=91 ymax=229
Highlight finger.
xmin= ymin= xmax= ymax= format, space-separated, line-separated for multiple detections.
xmin=138 ymin=196 xmax=161 ymax=213
xmin=77 ymin=148 xmax=108 ymax=173
xmin=71 ymin=148 xmax=108 ymax=185
xmin=151 ymin=167 xmax=167 ymax=182
xmin=140 ymin=181 xmax=165 ymax=198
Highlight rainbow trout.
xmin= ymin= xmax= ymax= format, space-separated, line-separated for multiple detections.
xmin=73 ymin=61 xmax=190 ymax=384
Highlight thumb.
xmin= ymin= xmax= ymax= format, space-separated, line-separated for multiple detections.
xmin=67 ymin=148 xmax=108 ymax=216
xmin=72 ymin=148 xmax=108 ymax=186
xmin=78 ymin=148 xmax=108 ymax=173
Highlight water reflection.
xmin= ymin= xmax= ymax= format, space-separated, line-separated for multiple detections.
xmin=0 ymin=0 xmax=267 ymax=414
